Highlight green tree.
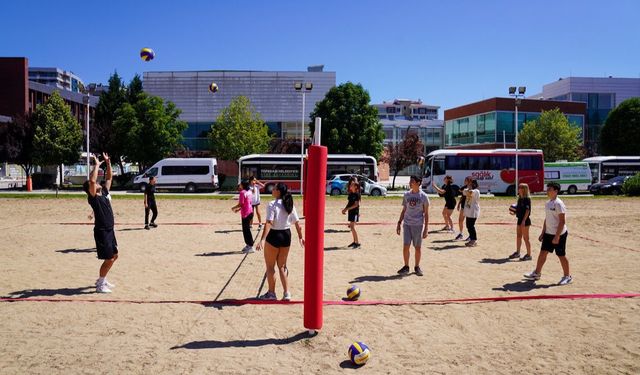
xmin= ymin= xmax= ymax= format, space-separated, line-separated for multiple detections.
xmin=309 ymin=82 xmax=385 ymax=160
xmin=32 ymin=90 xmax=83 ymax=184
xmin=209 ymin=95 xmax=272 ymax=161
xmin=0 ymin=113 xmax=36 ymax=179
xmin=93 ymin=71 xmax=126 ymax=172
xmin=518 ymin=108 xmax=582 ymax=162
xmin=113 ymin=93 xmax=188 ymax=171
xmin=600 ymin=97 xmax=640 ymax=156
xmin=127 ymin=74 xmax=144 ymax=105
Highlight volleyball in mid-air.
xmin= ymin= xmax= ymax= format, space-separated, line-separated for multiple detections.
xmin=346 ymin=285 xmax=360 ymax=301
xmin=509 ymin=204 xmax=518 ymax=215
xmin=348 ymin=342 xmax=370 ymax=366
xmin=208 ymin=83 xmax=219 ymax=93
xmin=140 ymin=48 xmax=155 ymax=62
xmin=417 ymin=156 xmax=425 ymax=165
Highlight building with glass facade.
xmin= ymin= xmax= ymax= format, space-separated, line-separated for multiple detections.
xmin=444 ymin=97 xmax=586 ymax=149
xmin=374 ymin=99 xmax=443 ymax=175
xmin=143 ymin=66 xmax=336 ymax=151
xmin=28 ymin=67 xmax=85 ymax=93
xmin=529 ymin=77 xmax=640 ymax=152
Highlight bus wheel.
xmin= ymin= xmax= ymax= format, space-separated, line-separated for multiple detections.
xmin=186 ymin=183 xmax=197 ymax=193
xmin=568 ymin=185 xmax=577 ymax=194
xmin=371 ymin=189 xmax=381 ymax=197
xmin=265 ymin=184 xmax=275 ymax=194
xmin=139 ymin=183 xmax=147 ymax=193
xmin=506 ymin=185 xmax=516 ymax=197
xmin=331 ymin=188 xmax=341 ymax=196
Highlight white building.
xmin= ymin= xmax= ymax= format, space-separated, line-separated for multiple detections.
xmin=28 ymin=67 xmax=85 ymax=93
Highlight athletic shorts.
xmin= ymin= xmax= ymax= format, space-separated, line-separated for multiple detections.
xmin=517 ymin=217 xmax=532 ymax=226
xmin=266 ymin=229 xmax=292 ymax=248
xmin=541 ymin=232 xmax=568 ymax=256
xmin=445 ymin=200 xmax=456 ymax=210
xmin=348 ymin=210 xmax=359 ymax=223
xmin=252 ymin=203 xmax=260 ymax=207
xmin=403 ymin=225 xmax=424 ymax=248
xmin=94 ymin=229 xmax=118 ymax=260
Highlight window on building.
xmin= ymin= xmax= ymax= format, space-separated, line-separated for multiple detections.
xmin=572 ymin=93 xmax=588 ymax=102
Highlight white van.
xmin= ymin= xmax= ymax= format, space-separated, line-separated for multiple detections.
xmin=133 ymin=158 xmax=218 ymax=193
xmin=543 ymin=162 xmax=592 ymax=194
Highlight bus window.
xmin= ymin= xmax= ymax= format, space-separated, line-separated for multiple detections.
xmin=259 ymin=164 xmax=301 ymax=180
xmin=469 ymin=156 xmax=491 ymax=170
xmin=588 ymin=163 xmax=599 ymax=183
xmin=446 ymin=156 xmax=469 ymax=170
xmin=491 ymin=156 xmax=513 ymax=170
xmin=241 ymin=166 xmax=258 ymax=180
xmin=433 ymin=159 xmax=445 ymax=175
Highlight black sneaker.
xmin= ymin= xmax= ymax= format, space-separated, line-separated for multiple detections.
xmin=144 ymin=225 xmax=150 ymax=230
xmin=347 ymin=242 xmax=357 ymax=248
xmin=414 ymin=266 xmax=424 ymax=276
xmin=150 ymin=223 xmax=158 ymax=228
xmin=397 ymin=265 xmax=410 ymax=275
xmin=353 ymin=243 xmax=361 ymax=249
xmin=520 ymin=254 xmax=533 ymax=261
xmin=508 ymin=252 xmax=521 ymax=259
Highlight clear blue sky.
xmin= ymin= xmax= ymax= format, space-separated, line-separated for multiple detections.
xmin=3 ymin=0 xmax=639 ymax=118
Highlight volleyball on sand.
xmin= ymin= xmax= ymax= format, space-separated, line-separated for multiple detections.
xmin=346 ymin=285 xmax=361 ymax=301
xmin=348 ymin=342 xmax=370 ymax=365
xmin=140 ymin=48 xmax=155 ymax=61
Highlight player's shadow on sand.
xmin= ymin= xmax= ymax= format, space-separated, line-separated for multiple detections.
xmin=195 ymin=251 xmax=238 ymax=257
xmin=324 ymin=246 xmax=353 ymax=251
xmin=118 ymin=228 xmax=145 ymax=232
xmin=4 ymin=286 xmax=95 ymax=298
xmin=493 ymin=280 xmax=557 ymax=292
xmin=55 ymin=247 xmax=96 ymax=254
xmin=171 ymin=331 xmax=309 ymax=350
xmin=215 ymin=229 xmax=243 ymax=234
xmin=350 ymin=274 xmax=404 ymax=283
xmin=325 ymin=229 xmax=351 ymax=233
xmin=479 ymin=258 xmax=511 ymax=265
xmin=430 ymin=244 xmax=465 ymax=251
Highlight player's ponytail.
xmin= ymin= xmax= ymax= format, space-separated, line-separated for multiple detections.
xmin=277 ymin=182 xmax=294 ymax=214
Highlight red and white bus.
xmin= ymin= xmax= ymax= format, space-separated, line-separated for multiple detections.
xmin=238 ymin=154 xmax=379 ymax=193
xmin=421 ymin=149 xmax=545 ymax=195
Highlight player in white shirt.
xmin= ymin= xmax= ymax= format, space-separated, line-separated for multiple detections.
xmin=524 ymin=181 xmax=573 ymax=285
xmin=250 ymin=177 xmax=265 ymax=230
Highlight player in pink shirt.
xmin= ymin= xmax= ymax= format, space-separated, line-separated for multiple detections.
xmin=231 ymin=180 xmax=255 ymax=253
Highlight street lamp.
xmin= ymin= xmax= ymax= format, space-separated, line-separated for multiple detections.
xmin=509 ymin=86 xmax=526 ymax=197
xmin=83 ymin=84 xmax=97 ymax=178
xmin=295 ymin=82 xmax=313 ymax=195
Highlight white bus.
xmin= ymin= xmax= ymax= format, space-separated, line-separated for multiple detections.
xmin=543 ymin=162 xmax=592 ymax=194
xmin=238 ymin=154 xmax=379 ymax=193
xmin=582 ymin=156 xmax=640 ymax=183
xmin=421 ymin=149 xmax=545 ymax=195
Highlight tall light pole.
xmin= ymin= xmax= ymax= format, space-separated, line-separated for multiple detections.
xmin=509 ymin=86 xmax=526 ymax=197
xmin=83 ymin=93 xmax=91 ymax=178
xmin=295 ymin=82 xmax=313 ymax=195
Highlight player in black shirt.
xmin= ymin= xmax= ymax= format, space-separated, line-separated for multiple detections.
xmin=342 ymin=177 xmax=361 ymax=249
xmin=144 ymin=176 xmax=158 ymax=230
xmin=82 ymin=153 xmax=118 ymax=293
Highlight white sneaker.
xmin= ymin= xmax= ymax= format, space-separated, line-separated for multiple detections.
xmin=282 ymin=292 xmax=292 ymax=301
xmin=524 ymin=270 xmax=542 ymax=280
xmin=95 ymin=279 xmax=115 ymax=288
xmin=449 ymin=229 xmax=456 ymax=234
xmin=258 ymin=224 xmax=263 ymax=230
xmin=96 ymin=285 xmax=112 ymax=293
xmin=558 ymin=275 xmax=573 ymax=285
xmin=243 ymin=246 xmax=255 ymax=254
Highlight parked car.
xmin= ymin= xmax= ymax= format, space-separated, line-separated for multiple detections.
xmin=589 ymin=175 xmax=630 ymax=196
xmin=326 ymin=174 xmax=387 ymax=197
xmin=133 ymin=158 xmax=219 ymax=193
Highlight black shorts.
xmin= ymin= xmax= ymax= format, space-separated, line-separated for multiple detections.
xmin=252 ymin=203 xmax=260 ymax=208
xmin=94 ymin=229 xmax=118 ymax=260
xmin=445 ymin=200 xmax=456 ymax=210
xmin=541 ymin=232 xmax=568 ymax=256
xmin=517 ymin=217 xmax=532 ymax=226
xmin=348 ymin=210 xmax=359 ymax=223
xmin=266 ymin=229 xmax=292 ymax=248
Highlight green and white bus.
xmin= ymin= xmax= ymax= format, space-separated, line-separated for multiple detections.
xmin=543 ymin=162 xmax=592 ymax=194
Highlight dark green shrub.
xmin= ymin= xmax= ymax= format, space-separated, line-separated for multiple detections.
xmin=622 ymin=173 xmax=640 ymax=196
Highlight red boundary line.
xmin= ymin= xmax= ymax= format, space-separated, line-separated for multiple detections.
xmin=1 ymin=293 xmax=639 ymax=306
xmin=51 ymin=222 xmax=640 ymax=253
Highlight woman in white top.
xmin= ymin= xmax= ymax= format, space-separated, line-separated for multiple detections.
xmin=462 ymin=179 xmax=481 ymax=247
xmin=250 ymin=176 xmax=265 ymax=230
xmin=256 ymin=182 xmax=304 ymax=301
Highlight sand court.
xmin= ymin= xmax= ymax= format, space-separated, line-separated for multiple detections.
xmin=1 ymin=196 xmax=639 ymax=374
